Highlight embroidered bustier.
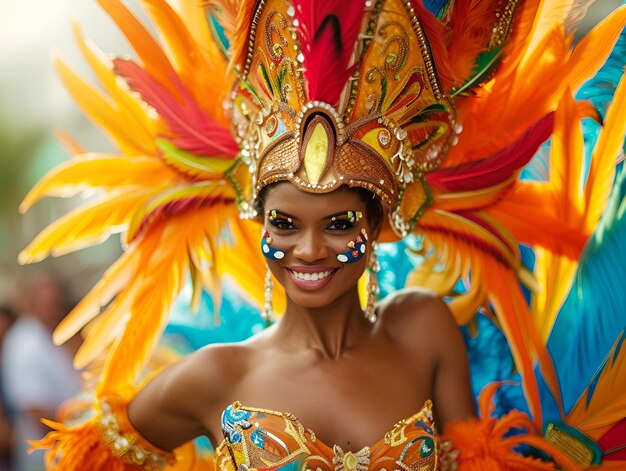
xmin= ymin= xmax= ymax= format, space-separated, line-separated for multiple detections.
xmin=217 ymin=401 xmax=439 ymax=471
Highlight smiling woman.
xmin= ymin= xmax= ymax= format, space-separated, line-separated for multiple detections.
xmin=21 ymin=0 xmax=626 ymax=470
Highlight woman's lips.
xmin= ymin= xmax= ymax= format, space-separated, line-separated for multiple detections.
xmin=286 ymin=266 xmax=338 ymax=291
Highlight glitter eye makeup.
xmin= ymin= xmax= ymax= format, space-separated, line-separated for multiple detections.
xmin=336 ymin=228 xmax=368 ymax=263
xmin=330 ymin=210 xmax=363 ymax=224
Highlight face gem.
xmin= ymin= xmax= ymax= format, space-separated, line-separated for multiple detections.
xmin=347 ymin=240 xmax=356 ymax=249
xmin=356 ymin=236 xmax=363 ymax=243
xmin=274 ymin=250 xmax=285 ymax=259
xmin=352 ymin=250 xmax=359 ymax=258
xmin=360 ymin=244 xmax=366 ymax=253
xmin=337 ymin=254 xmax=349 ymax=262
xmin=263 ymin=244 xmax=270 ymax=254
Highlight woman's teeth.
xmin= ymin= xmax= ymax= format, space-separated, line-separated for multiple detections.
xmin=290 ymin=270 xmax=333 ymax=281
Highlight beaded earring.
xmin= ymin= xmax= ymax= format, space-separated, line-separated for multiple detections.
xmin=365 ymin=241 xmax=380 ymax=323
xmin=336 ymin=228 xmax=368 ymax=263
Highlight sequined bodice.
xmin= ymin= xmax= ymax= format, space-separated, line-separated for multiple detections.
xmin=217 ymin=401 xmax=439 ymax=471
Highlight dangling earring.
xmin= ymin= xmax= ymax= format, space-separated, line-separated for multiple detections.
xmin=263 ymin=265 xmax=273 ymax=324
xmin=365 ymin=241 xmax=379 ymax=323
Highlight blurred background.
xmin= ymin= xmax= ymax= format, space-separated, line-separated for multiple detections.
xmin=0 ymin=1 xmax=623 ymax=470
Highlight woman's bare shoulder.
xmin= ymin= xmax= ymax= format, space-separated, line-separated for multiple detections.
xmin=379 ymin=288 xmax=452 ymax=324
xmin=128 ymin=341 xmax=256 ymax=449
xmin=163 ymin=342 xmax=255 ymax=405
xmin=378 ymin=288 xmax=458 ymax=348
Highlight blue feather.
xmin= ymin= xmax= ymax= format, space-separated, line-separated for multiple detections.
xmin=422 ymin=0 xmax=451 ymax=18
xmin=545 ymin=164 xmax=626 ymax=414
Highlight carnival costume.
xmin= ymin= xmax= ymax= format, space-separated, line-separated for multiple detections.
xmin=20 ymin=0 xmax=626 ymax=469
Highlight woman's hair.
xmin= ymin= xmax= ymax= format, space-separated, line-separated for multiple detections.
xmin=255 ymin=184 xmax=384 ymax=231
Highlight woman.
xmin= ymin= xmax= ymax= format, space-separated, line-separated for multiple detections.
xmin=129 ymin=183 xmax=474 ymax=453
xmin=24 ymin=0 xmax=626 ymax=469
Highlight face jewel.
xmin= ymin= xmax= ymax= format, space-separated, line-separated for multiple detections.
xmin=266 ymin=115 xmax=278 ymax=137
xmin=337 ymin=234 xmax=367 ymax=263
xmin=377 ymin=128 xmax=391 ymax=148
xmin=304 ymin=122 xmax=329 ymax=185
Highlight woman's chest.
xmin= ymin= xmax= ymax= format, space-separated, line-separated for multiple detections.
xmin=210 ymin=348 xmax=434 ymax=451
xmin=215 ymin=400 xmax=440 ymax=471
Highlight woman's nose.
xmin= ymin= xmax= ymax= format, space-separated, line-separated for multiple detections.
xmin=291 ymin=229 xmax=329 ymax=262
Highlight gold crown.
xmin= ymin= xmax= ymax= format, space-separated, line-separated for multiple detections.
xmin=226 ymin=0 xmax=457 ymax=236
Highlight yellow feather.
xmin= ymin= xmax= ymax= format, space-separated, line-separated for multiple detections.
xmin=519 ymin=0 xmax=595 ymax=70
xmin=531 ymin=90 xmax=586 ymax=340
xmin=584 ymin=60 xmax=626 ymax=232
xmin=567 ymin=332 xmax=626 ymax=440
xmin=20 ymin=154 xmax=177 ymax=213
xmin=531 ymin=248 xmax=578 ymax=341
xmin=139 ymin=0 xmax=232 ymax=126
xmin=97 ymin=0 xmax=183 ymax=100
xmin=53 ymin=129 xmax=86 ymax=156
xmin=53 ymin=54 xmax=148 ymax=156
xmin=72 ymin=22 xmax=158 ymax=155
xmin=74 ymin=282 xmax=136 ymax=368
xmin=98 ymin=219 xmax=187 ymax=396
xmin=19 ymin=188 xmax=153 ymax=264
xmin=54 ymin=248 xmax=140 ymax=346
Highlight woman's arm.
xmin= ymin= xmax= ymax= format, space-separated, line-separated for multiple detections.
xmin=32 ymin=344 xmax=244 ymax=470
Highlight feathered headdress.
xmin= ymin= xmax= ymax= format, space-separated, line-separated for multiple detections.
xmin=20 ymin=1 xmax=626 ymax=463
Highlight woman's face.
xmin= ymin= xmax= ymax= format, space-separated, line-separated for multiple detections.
xmin=262 ymin=183 xmax=376 ymax=310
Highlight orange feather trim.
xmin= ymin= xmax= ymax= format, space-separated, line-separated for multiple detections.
xmin=30 ymin=396 xmax=202 ymax=471
xmin=442 ymin=384 xmax=580 ymax=470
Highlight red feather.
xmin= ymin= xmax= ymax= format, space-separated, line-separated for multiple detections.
xmin=293 ymin=0 xmax=364 ymax=106
xmin=599 ymin=418 xmax=626 ymax=459
xmin=114 ymin=59 xmax=239 ymax=157
xmin=446 ymin=0 xmax=501 ymax=85
xmin=427 ymin=112 xmax=554 ymax=192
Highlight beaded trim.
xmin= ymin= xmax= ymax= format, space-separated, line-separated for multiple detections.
xmin=400 ymin=0 xmax=443 ymax=100
xmin=97 ymin=400 xmax=171 ymax=470
xmin=489 ymin=0 xmax=521 ymax=50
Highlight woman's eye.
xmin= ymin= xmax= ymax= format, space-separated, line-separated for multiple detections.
xmin=327 ymin=220 xmax=353 ymax=231
xmin=269 ymin=219 xmax=295 ymax=230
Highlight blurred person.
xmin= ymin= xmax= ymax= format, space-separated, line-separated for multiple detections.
xmin=1 ymin=273 xmax=81 ymax=471
xmin=0 ymin=306 xmax=15 ymax=471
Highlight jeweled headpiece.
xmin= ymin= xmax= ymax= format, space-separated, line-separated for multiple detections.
xmin=224 ymin=0 xmax=456 ymax=235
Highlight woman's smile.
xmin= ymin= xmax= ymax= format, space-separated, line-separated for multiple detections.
xmin=286 ymin=266 xmax=339 ymax=291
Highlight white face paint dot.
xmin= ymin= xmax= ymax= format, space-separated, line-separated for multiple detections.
xmin=263 ymin=244 xmax=270 ymax=254
xmin=360 ymin=244 xmax=366 ymax=253
xmin=274 ymin=251 xmax=285 ymax=259
xmin=337 ymin=254 xmax=349 ymax=263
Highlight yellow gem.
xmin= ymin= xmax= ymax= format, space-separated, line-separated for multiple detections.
xmin=343 ymin=452 xmax=357 ymax=471
xmin=304 ymin=123 xmax=329 ymax=185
